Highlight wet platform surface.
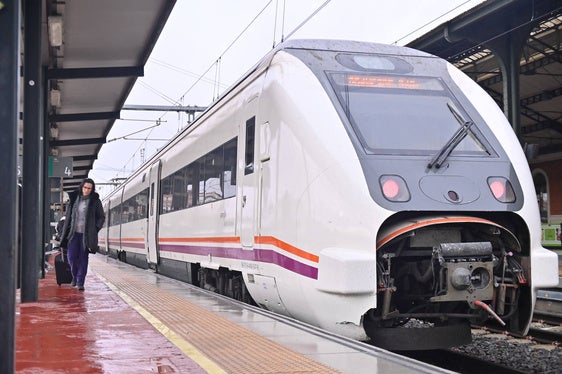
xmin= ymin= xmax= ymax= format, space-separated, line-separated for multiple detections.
xmin=16 ymin=259 xmax=206 ymax=373
xmin=16 ymin=254 xmax=450 ymax=373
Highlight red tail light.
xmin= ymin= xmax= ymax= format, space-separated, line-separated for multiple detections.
xmin=379 ymin=175 xmax=410 ymax=202
xmin=487 ymin=177 xmax=515 ymax=203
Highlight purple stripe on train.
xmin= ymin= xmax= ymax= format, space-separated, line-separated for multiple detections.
xmin=159 ymin=243 xmax=319 ymax=279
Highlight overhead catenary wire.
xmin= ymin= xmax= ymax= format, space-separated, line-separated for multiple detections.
xmin=272 ymin=0 xmax=279 ymax=48
xmin=283 ymin=0 xmax=332 ymax=42
xmin=272 ymin=0 xmax=287 ymax=47
xmin=213 ymin=57 xmax=221 ymax=101
xmin=173 ymin=0 xmax=274 ymax=107
xmin=150 ymin=58 xmax=226 ymax=87
xmin=281 ymin=0 xmax=287 ymax=43
xmin=137 ymin=81 xmax=181 ymax=106
xmin=392 ymin=0 xmax=475 ymax=45
xmin=107 ymin=119 xmax=166 ymax=143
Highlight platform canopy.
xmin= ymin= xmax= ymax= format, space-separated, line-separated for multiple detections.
xmin=43 ymin=0 xmax=176 ymax=191
xmin=407 ymin=0 xmax=562 ymax=162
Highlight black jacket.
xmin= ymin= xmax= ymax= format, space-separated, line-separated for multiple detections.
xmin=60 ymin=190 xmax=105 ymax=253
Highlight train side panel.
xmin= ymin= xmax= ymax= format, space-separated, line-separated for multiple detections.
xmin=155 ymin=75 xmax=256 ymax=273
xmin=254 ymin=51 xmax=383 ymax=337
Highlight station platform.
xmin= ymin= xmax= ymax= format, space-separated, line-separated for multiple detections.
xmin=16 ymin=254 xmax=451 ymax=373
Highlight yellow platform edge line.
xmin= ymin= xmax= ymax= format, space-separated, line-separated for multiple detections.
xmin=92 ymin=270 xmax=226 ymax=374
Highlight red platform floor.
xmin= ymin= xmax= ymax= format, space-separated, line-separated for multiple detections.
xmin=15 ymin=261 xmax=207 ymax=374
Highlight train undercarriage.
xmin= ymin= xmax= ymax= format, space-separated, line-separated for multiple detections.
xmin=365 ymin=216 xmax=530 ymax=350
xmin=198 ymin=267 xmax=255 ymax=305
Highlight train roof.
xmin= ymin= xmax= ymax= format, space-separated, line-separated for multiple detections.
xmin=276 ymin=39 xmax=435 ymax=58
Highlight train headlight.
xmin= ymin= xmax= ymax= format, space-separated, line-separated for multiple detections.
xmin=379 ymin=175 xmax=410 ymax=202
xmin=487 ymin=177 xmax=515 ymax=203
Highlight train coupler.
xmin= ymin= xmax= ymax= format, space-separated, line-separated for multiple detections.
xmin=430 ymin=242 xmax=495 ymax=303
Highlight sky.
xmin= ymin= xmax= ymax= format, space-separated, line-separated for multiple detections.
xmin=90 ymin=0 xmax=486 ymax=198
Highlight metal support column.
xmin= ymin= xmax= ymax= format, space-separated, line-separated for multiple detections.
xmin=0 ymin=1 xmax=20 ymax=372
xmin=487 ymin=25 xmax=532 ymax=145
xmin=21 ymin=0 xmax=43 ymax=302
xmin=43 ymin=71 xmax=51 ymax=279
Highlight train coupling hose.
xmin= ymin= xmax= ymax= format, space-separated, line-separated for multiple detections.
xmin=474 ymin=300 xmax=506 ymax=326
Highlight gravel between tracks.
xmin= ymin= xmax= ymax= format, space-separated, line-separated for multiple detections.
xmin=452 ymin=331 xmax=562 ymax=374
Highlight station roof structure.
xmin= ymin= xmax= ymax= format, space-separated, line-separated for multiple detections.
xmin=407 ymin=0 xmax=562 ymax=162
xmin=44 ymin=1 xmax=176 ymax=191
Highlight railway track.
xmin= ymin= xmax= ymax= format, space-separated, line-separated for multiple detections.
xmin=532 ymin=288 xmax=562 ymax=345
xmin=400 ymin=349 xmax=528 ymax=374
xmin=398 ymin=291 xmax=562 ymax=373
xmin=534 ymin=289 xmax=562 ymax=324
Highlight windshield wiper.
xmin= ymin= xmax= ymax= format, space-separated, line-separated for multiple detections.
xmin=427 ymin=103 xmax=474 ymax=169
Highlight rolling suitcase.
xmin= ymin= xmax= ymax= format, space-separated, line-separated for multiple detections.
xmin=54 ymin=251 xmax=73 ymax=286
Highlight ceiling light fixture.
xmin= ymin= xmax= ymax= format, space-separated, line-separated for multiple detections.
xmin=48 ymin=16 xmax=63 ymax=47
xmin=50 ymin=89 xmax=61 ymax=107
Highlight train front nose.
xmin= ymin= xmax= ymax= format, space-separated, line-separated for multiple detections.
xmin=367 ymin=215 xmax=534 ymax=349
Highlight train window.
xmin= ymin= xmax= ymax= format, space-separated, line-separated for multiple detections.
xmin=160 ymin=177 xmax=173 ymax=213
xmin=137 ymin=189 xmax=148 ymax=220
xmin=161 ymin=165 xmax=192 ymax=213
xmin=328 ymin=72 xmax=489 ymax=156
xmin=121 ymin=188 xmax=149 ymax=222
xmin=158 ymin=137 xmax=238 ymax=214
xmin=161 ymin=168 xmax=188 ymax=213
xmin=203 ymin=148 xmax=223 ymax=203
xmin=223 ymin=138 xmax=237 ymax=198
xmin=186 ymin=163 xmax=197 ymax=208
xmin=197 ymin=159 xmax=205 ymax=205
xmin=245 ymin=117 xmax=255 ymax=175
xmin=172 ymin=168 xmax=188 ymax=211
xmin=109 ymin=204 xmax=121 ymax=226
xmin=150 ymin=183 xmax=154 ymax=216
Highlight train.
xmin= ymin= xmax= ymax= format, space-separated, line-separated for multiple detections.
xmin=99 ymin=39 xmax=559 ymax=350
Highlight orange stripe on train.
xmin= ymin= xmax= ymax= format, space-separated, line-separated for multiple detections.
xmin=158 ymin=236 xmax=320 ymax=263
xmin=376 ymin=217 xmax=497 ymax=249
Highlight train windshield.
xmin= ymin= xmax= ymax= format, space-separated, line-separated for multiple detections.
xmin=328 ymin=73 xmax=490 ymax=156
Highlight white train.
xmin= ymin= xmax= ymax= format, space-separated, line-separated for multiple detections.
xmin=100 ymin=39 xmax=559 ymax=350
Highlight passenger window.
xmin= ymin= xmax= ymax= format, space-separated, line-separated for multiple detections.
xmin=203 ymin=149 xmax=222 ymax=203
xmin=186 ymin=163 xmax=197 ymax=208
xmin=245 ymin=117 xmax=255 ymax=175
xmin=158 ymin=136 xmax=237 ymax=214
xmin=223 ymin=138 xmax=237 ymax=198
xmin=150 ymin=183 xmax=154 ymax=216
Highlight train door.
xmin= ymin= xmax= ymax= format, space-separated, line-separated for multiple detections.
xmin=240 ymin=112 xmax=258 ymax=248
xmin=146 ymin=160 xmax=161 ymax=265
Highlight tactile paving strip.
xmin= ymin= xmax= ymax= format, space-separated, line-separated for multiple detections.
xmin=90 ymin=257 xmax=340 ymax=374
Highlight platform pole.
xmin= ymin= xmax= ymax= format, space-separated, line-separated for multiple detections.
xmin=21 ymin=0 xmax=43 ymax=302
xmin=0 ymin=1 xmax=20 ymax=373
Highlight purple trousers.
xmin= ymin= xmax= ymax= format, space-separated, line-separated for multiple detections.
xmin=67 ymin=232 xmax=89 ymax=286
